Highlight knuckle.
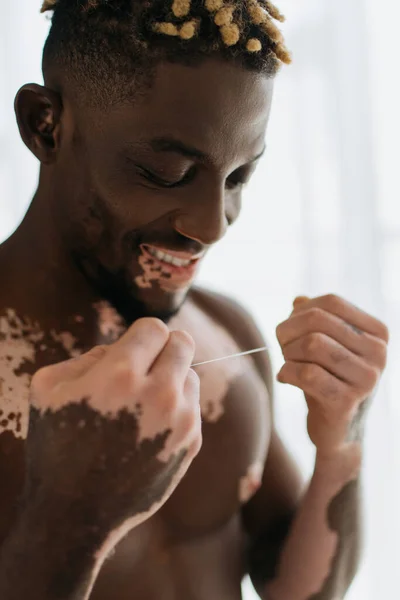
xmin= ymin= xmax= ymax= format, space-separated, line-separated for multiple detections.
xmin=306 ymin=307 xmax=324 ymax=327
xmin=363 ymin=366 xmax=380 ymax=389
xmin=148 ymin=383 xmax=179 ymax=417
xmin=171 ymin=329 xmax=194 ymax=348
xmin=31 ymin=365 xmax=55 ymax=393
xmin=303 ymin=333 xmax=323 ymax=355
xmin=170 ymin=329 xmax=195 ymax=352
xmin=135 ymin=317 xmax=169 ymax=340
xmin=375 ymin=340 xmax=388 ymax=369
xmin=300 ymin=363 xmax=318 ymax=383
xmin=112 ymin=362 xmax=137 ymax=390
xmin=85 ymin=345 xmax=108 ymax=360
xmin=330 ymin=348 xmax=347 ymax=364
xmin=378 ymin=321 xmax=390 ymax=343
xmin=324 ymin=293 xmax=342 ymax=309
xmin=160 ymin=384 xmax=180 ymax=411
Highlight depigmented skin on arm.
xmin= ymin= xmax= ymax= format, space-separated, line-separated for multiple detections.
xmin=304 ymin=398 xmax=370 ymax=600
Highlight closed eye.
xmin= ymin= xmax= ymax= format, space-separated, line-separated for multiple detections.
xmin=137 ymin=165 xmax=196 ymax=188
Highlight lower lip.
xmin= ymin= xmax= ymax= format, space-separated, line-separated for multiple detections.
xmin=141 ymin=246 xmax=201 ymax=282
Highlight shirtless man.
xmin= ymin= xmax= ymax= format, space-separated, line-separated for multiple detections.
xmin=0 ymin=1 xmax=389 ymax=600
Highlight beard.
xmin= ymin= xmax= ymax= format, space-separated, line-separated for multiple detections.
xmin=73 ymin=252 xmax=185 ymax=326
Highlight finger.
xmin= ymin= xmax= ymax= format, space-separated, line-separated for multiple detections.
xmin=109 ymin=317 xmax=170 ymax=374
xmin=277 ymin=360 xmax=353 ymax=404
xmin=291 ymin=296 xmax=311 ymax=313
xmin=184 ymin=368 xmax=201 ymax=402
xmin=290 ymin=294 xmax=389 ymax=342
xmin=151 ymin=330 xmax=195 ymax=385
xmin=32 ymin=345 xmax=109 ymax=392
xmin=281 ymin=333 xmax=380 ymax=389
xmin=276 ymin=307 xmax=388 ymax=368
xmin=65 ymin=346 xmax=109 ymax=378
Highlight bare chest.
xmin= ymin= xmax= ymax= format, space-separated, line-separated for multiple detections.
xmin=0 ymin=302 xmax=271 ymax=545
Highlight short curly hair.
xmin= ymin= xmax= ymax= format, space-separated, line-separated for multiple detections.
xmin=41 ymin=0 xmax=290 ymax=105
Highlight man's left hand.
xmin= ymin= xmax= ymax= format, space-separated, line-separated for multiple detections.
xmin=275 ymin=294 xmax=389 ymax=458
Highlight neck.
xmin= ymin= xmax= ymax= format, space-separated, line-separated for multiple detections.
xmin=1 ymin=185 xmax=99 ymax=326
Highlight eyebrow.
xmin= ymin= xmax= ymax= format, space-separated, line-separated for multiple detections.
xmin=150 ymin=137 xmax=207 ymax=161
xmin=150 ymin=136 xmax=266 ymax=165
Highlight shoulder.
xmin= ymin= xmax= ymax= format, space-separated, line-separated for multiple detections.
xmin=190 ymin=287 xmax=275 ymax=412
xmin=190 ymin=286 xmax=265 ymax=346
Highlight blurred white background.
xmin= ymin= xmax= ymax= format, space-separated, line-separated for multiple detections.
xmin=1 ymin=1 xmax=399 ymax=599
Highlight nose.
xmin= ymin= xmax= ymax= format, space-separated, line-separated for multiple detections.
xmin=173 ymin=184 xmax=230 ymax=246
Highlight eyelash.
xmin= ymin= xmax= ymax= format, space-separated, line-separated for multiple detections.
xmin=137 ymin=165 xmax=255 ymax=190
xmin=138 ymin=166 xmax=196 ymax=189
xmin=226 ymin=174 xmax=248 ymax=190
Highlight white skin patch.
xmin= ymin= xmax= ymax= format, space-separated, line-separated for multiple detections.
xmin=93 ymin=301 xmax=126 ymax=340
xmin=135 ymin=252 xmax=174 ymax=292
xmin=91 ymin=456 xmax=191 ymax=600
xmin=50 ymin=330 xmax=80 ymax=358
xmin=135 ymin=251 xmax=195 ymax=293
xmin=266 ymin=445 xmax=362 ymax=599
xmin=0 ymin=309 xmax=80 ymax=439
xmin=169 ymin=303 xmax=247 ymax=423
xmin=238 ymin=461 xmax=263 ymax=503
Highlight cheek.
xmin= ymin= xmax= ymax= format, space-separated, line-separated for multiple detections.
xmin=90 ymin=157 xmax=179 ymax=227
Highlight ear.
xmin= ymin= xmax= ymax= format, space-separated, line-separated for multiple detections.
xmin=14 ymin=84 xmax=63 ymax=164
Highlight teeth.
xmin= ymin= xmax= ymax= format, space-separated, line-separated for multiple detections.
xmin=147 ymin=247 xmax=193 ymax=268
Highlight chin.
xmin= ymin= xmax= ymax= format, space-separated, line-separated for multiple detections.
xmin=75 ymin=253 xmax=190 ymax=325
xmin=136 ymin=286 xmax=189 ymax=323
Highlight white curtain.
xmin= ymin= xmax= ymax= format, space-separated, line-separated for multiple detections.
xmin=1 ymin=2 xmax=399 ymax=599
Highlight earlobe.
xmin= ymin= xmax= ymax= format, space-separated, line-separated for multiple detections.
xmin=14 ymin=83 xmax=62 ymax=164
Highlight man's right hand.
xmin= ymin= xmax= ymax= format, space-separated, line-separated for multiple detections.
xmin=25 ymin=317 xmax=202 ymax=555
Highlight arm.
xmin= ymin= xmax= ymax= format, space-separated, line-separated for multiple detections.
xmin=244 ymin=426 xmax=364 ymax=600
xmin=0 ymin=319 xmax=202 ymax=600
xmin=242 ymin=294 xmax=388 ymax=600
xmin=241 ymin=342 xmax=364 ymax=599
xmin=0 ymin=500 xmax=105 ymax=600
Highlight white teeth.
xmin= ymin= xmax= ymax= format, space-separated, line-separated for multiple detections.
xmin=147 ymin=247 xmax=193 ymax=268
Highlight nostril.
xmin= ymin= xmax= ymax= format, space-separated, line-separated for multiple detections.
xmin=174 ymin=213 xmax=229 ymax=245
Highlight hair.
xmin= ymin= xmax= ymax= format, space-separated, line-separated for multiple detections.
xmin=41 ymin=0 xmax=290 ymax=105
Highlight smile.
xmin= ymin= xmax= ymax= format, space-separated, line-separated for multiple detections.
xmin=142 ymin=244 xmax=205 ymax=271
xmin=147 ymin=247 xmax=193 ymax=267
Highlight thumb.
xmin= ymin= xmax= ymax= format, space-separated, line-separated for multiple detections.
xmin=293 ymin=295 xmax=310 ymax=307
xmin=36 ymin=345 xmax=109 ymax=390
xmin=291 ymin=295 xmax=311 ymax=314
xmin=66 ymin=345 xmax=109 ymax=379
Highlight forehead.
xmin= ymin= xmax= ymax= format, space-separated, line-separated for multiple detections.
xmin=89 ymin=58 xmax=274 ymax=164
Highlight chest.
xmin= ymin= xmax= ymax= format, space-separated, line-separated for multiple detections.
xmin=161 ymin=305 xmax=271 ymax=534
xmin=0 ymin=304 xmax=271 ymax=543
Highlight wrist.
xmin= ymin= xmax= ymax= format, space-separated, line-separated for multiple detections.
xmin=314 ymin=442 xmax=363 ymax=484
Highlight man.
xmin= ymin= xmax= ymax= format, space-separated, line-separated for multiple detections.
xmin=0 ymin=1 xmax=389 ymax=599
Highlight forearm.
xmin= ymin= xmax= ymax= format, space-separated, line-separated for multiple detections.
xmin=0 ymin=503 xmax=107 ymax=600
xmin=263 ymin=445 xmax=363 ymax=600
